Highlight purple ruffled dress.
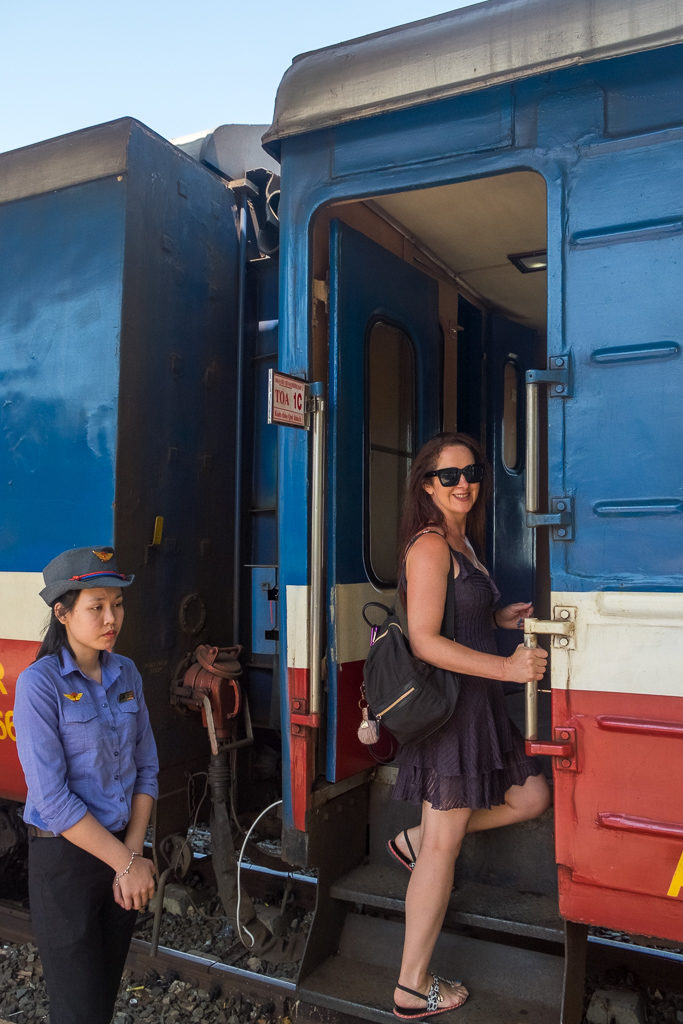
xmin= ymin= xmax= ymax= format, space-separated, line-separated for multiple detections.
xmin=392 ymin=548 xmax=542 ymax=811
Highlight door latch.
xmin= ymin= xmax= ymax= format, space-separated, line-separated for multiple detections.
xmin=524 ymin=611 xmax=577 ymax=769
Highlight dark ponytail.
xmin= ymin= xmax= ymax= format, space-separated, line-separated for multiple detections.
xmin=34 ymin=590 xmax=79 ymax=661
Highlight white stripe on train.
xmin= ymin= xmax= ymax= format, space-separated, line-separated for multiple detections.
xmin=323 ymin=584 xmax=683 ymax=700
xmin=0 ymin=572 xmax=45 ymax=642
xmin=551 ymin=591 xmax=683 ymax=698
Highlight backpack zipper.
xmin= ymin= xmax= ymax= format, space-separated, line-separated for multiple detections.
xmin=377 ymin=686 xmax=416 ymax=719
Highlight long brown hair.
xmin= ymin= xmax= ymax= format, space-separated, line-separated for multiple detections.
xmin=398 ymin=431 xmax=491 ymax=564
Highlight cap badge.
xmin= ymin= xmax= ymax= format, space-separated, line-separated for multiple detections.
xmin=93 ymin=550 xmax=114 ymax=562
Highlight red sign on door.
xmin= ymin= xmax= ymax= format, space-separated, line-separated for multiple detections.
xmin=268 ymin=370 xmax=309 ymax=428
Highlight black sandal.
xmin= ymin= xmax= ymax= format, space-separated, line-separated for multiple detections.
xmin=393 ymin=976 xmax=467 ymax=1019
xmin=387 ymin=829 xmax=417 ymax=873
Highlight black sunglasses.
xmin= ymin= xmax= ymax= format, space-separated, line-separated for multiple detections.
xmin=424 ymin=463 xmax=485 ymax=487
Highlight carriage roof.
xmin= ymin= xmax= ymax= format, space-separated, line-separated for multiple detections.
xmin=263 ymin=0 xmax=683 ymax=155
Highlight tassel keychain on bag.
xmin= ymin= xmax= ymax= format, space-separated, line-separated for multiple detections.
xmin=357 ymin=683 xmax=380 ymax=745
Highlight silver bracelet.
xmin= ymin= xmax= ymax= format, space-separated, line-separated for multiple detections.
xmin=114 ymin=849 xmax=140 ymax=886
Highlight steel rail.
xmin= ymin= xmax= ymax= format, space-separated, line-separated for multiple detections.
xmin=2 ymin=900 xmax=682 ymax=1016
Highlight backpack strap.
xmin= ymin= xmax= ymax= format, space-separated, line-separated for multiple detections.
xmin=404 ymin=527 xmax=446 ymax=559
xmin=397 ymin=529 xmax=455 ymax=641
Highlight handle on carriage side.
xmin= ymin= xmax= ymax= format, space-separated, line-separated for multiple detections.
xmin=308 ymin=384 xmax=326 ymax=720
xmin=524 ymin=615 xmax=576 ymax=763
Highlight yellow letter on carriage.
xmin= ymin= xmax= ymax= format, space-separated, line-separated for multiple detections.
xmin=668 ymin=849 xmax=683 ymax=898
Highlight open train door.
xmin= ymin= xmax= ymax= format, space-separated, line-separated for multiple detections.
xmin=526 ymin=134 xmax=683 ymax=1014
xmin=325 ymin=220 xmax=442 ymax=783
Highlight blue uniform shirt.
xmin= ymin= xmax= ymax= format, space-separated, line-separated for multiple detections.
xmin=14 ymin=648 xmax=159 ymax=835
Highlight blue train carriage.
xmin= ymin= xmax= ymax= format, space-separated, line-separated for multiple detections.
xmin=0 ymin=118 xmax=283 ymax=885
xmin=265 ymin=0 xmax=683 ymax=1017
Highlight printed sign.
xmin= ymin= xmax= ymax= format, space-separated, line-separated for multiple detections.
xmin=268 ymin=370 xmax=310 ymax=429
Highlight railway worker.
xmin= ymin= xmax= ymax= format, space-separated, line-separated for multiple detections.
xmin=13 ymin=546 xmax=159 ymax=1024
xmin=388 ymin=433 xmax=550 ymax=1020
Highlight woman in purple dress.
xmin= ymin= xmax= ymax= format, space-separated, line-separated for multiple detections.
xmin=389 ymin=433 xmax=550 ymax=1020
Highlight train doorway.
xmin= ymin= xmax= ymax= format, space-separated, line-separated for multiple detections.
xmin=314 ymin=168 xmax=549 ymax=784
xmin=297 ymin=168 xmax=561 ymax=1017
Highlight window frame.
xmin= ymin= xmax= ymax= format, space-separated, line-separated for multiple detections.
xmin=362 ymin=315 xmax=417 ymax=588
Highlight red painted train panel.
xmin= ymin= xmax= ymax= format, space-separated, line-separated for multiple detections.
xmin=0 ymin=639 xmax=39 ymax=802
xmin=553 ymin=687 xmax=683 ymax=942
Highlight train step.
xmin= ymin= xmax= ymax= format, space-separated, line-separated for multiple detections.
xmin=330 ymin=861 xmax=563 ymax=943
xmin=299 ymin=912 xmax=564 ymax=1023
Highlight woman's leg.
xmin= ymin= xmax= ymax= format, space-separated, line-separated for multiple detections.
xmin=393 ymin=802 xmax=470 ymax=1012
xmin=467 ymin=772 xmax=551 ymax=833
xmin=392 ymin=773 xmax=551 ymax=866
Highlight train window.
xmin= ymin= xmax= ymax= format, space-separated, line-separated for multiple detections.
xmin=502 ymin=358 xmax=521 ymax=472
xmin=365 ymin=319 xmax=415 ymax=586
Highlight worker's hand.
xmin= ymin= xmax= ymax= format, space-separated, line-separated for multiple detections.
xmin=112 ymin=853 xmax=156 ymax=910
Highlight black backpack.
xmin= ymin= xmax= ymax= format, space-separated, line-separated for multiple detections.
xmin=360 ymin=596 xmax=459 ymax=747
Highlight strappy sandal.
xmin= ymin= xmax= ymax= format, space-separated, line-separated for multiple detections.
xmin=393 ymin=975 xmax=468 ymax=1019
xmin=387 ymin=829 xmax=417 ymax=873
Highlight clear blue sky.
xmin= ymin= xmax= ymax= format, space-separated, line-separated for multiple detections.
xmin=2 ymin=0 xmax=479 ymax=155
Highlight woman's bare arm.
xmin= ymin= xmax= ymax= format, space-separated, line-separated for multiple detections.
xmin=405 ymin=534 xmax=546 ymax=683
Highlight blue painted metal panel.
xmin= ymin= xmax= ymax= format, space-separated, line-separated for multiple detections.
xmin=555 ymin=134 xmax=683 ymax=591
xmin=252 ymin=566 xmax=278 ymax=655
xmin=0 ymin=179 xmax=125 ymax=569
xmin=326 ymin=220 xmax=440 ymax=780
xmin=605 ymin=45 xmax=683 ymax=137
xmin=332 ymin=88 xmax=513 ymax=179
xmin=328 ymin=221 xmax=441 ymax=584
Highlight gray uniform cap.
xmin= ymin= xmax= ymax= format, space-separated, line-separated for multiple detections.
xmin=39 ymin=547 xmax=135 ymax=606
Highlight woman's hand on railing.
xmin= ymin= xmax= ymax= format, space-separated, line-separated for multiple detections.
xmin=502 ymin=643 xmax=548 ymax=683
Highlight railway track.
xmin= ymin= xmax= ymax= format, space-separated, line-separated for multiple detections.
xmin=2 ymin=896 xmax=682 ymax=1024
xmin=0 ymin=900 xmax=361 ymax=1024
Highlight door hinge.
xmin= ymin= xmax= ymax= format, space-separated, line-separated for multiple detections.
xmin=527 ymin=726 xmax=577 ymax=770
xmin=526 ymin=496 xmax=574 ymax=540
xmin=526 ymin=354 xmax=572 ymax=398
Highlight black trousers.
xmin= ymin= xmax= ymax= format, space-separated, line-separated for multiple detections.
xmin=28 ymin=832 xmax=137 ymax=1024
